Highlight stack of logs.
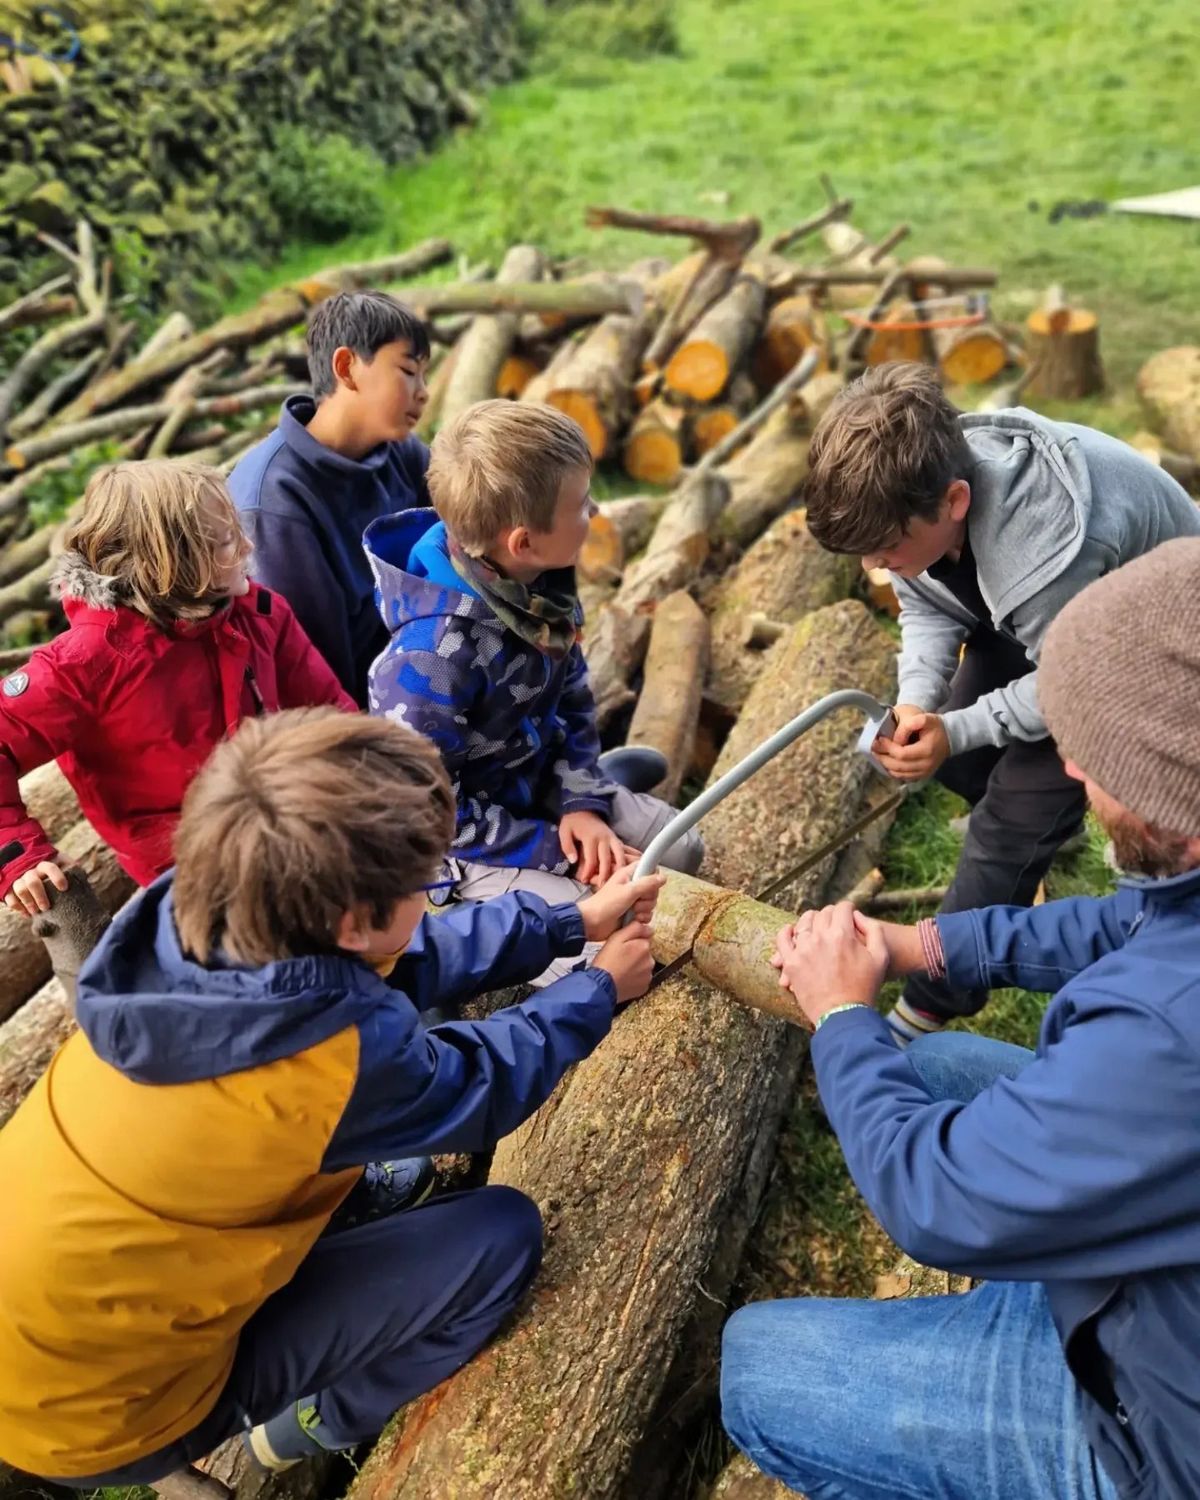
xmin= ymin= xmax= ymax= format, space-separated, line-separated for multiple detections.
xmin=0 ymin=195 xmax=1006 ymax=654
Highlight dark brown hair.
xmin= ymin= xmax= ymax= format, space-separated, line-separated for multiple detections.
xmin=802 ymin=363 xmax=973 ymax=554
xmin=173 ymin=708 xmax=454 ymax=964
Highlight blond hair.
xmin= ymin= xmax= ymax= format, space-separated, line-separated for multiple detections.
xmin=803 ymin=363 xmax=973 ymax=555
xmin=173 ymin=707 xmax=455 ymax=965
xmin=427 ymin=399 xmax=593 ymax=554
xmin=61 ymin=460 xmax=250 ymax=622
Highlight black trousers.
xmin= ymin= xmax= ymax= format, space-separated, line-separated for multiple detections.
xmin=901 ymin=628 xmax=1087 ymax=1021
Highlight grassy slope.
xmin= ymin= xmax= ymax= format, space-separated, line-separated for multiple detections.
xmin=228 ymin=0 xmax=1199 ymax=423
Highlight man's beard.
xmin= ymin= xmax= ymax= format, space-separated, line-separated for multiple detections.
xmin=1093 ymin=802 xmax=1195 ymax=878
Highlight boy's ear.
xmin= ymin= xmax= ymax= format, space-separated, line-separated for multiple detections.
xmin=946 ymin=478 xmax=971 ymax=521
xmin=334 ymin=907 xmax=370 ymax=953
xmin=505 ymin=524 xmax=533 ymax=558
xmin=330 ymin=345 xmax=359 ymax=392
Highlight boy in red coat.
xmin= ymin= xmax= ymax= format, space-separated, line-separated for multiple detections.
xmin=0 ymin=460 xmax=352 ymax=916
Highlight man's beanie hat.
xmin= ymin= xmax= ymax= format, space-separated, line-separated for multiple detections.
xmin=1040 ymin=537 xmax=1200 ymax=833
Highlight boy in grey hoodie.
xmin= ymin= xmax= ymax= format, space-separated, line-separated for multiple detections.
xmin=802 ymin=362 xmax=1200 ymax=1040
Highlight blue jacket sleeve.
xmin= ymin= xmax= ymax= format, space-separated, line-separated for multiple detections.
xmin=242 ymin=504 xmax=357 ymax=695
xmin=812 ymin=987 xmax=1200 ymax=1280
xmin=393 ymin=894 xmax=588 ymax=1012
xmin=937 ymin=888 xmax=1141 ymax=996
xmin=554 ymin=643 xmax=617 ymax=817
xmin=370 ymin=626 xmax=569 ymax=872
xmin=321 ymin=965 xmax=616 ymax=1164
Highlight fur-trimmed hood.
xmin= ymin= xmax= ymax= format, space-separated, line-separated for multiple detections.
xmin=52 ymin=549 xmax=130 ymax=611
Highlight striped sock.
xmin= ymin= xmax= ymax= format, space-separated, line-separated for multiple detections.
xmin=887 ymin=996 xmax=947 ymax=1048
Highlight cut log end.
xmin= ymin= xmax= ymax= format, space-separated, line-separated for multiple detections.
xmin=665 ymin=340 xmax=731 ymax=403
xmin=495 ymin=354 xmax=541 ymax=400
xmin=545 ymin=389 xmax=608 ymax=460
xmin=936 ymin=325 xmax=1010 ymax=386
xmin=623 ymin=400 xmax=686 ymax=485
xmin=691 ymin=406 xmax=741 ymax=455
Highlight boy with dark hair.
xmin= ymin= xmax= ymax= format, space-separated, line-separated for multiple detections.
xmin=229 ymin=291 xmax=432 ymax=703
xmin=0 ymin=707 xmax=662 ymax=1493
xmin=366 ymin=400 xmax=702 ymax=981
xmin=802 ymin=361 xmax=1200 ymax=1042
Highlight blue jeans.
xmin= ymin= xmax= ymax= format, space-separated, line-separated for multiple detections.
xmin=720 ymin=1033 xmax=1120 ymax=1500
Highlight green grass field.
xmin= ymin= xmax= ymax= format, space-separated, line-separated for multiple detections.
xmin=228 ymin=0 xmax=1199 ymax=425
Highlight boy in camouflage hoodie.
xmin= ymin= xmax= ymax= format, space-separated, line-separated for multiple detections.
xmin=366 ymin=401 xmax=701 ymax=976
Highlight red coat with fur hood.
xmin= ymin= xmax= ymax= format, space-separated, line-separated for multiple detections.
xmin=0 ymin=552 xmax=353 ymax=898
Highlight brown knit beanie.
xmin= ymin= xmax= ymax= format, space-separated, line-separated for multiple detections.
xmin=1040 ymin=537 xmax=1200 ymax=833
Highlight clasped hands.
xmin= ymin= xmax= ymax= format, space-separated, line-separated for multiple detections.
xmin=871 ymin=703 xmax=950 ymax=782
xmin=771 ymin=902 xmax=902 ymax=1031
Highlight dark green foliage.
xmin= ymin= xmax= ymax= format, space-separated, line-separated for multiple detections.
xmin=0 ymin=1 xmax=519 ymax=305
xmin=266 ymin=128 xmax=386 ymax=242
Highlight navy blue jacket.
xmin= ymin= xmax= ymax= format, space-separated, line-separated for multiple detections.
xmin=228 ymin=395 xmax=430 ymax=704
xmin=365 ymin=510 xmax=616 ymax=873
xmin=813 ymin=868 xmax=1200 ymax=1500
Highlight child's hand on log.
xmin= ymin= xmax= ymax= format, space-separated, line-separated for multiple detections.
xmin=770 ymin=902 xmax=889 ymax=1028
xmin=594 ymin=921 xmax=656 ymax=1004
xmin=559 ymin=810 xmax=631 ymax=886
xmin=871 ymin=706 xmax=950 ymax=782
xmin=4 ymin=859 xmax=69 ymax=917
xmin=579 ymin=864 xmax=666 ymax=941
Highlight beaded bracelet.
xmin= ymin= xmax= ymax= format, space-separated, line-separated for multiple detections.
xmin=814 ymin=1002 xmax=871 ymax=1032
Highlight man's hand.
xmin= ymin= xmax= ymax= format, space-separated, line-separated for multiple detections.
xmin=559 ymin=810 xmax=630 ymax=886
xmin=594 ymin=921 xmax=655 ymax=1004
xmin=777 ymin=910 xmax=927 ymax=982
xmin=4 ymin=859 xmax=69 ymax=918
xmin=872 ymin=703 xmax=951 ymax=782
xmin=578 ymin=863 xmax=666 ymax=942
xmin=770 ymin=902 xmax=889 ymax=1030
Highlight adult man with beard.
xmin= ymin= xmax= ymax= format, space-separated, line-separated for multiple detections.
xmin=720 ymin=537 xmax=1200 ymax=1500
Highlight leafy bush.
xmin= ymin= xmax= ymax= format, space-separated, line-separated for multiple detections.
xmin=521 ymin=0 xmax=680 ymax=63
xmin=265 ymin=127 xmax=387 ymax=243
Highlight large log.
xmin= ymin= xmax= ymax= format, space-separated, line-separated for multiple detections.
xmin=439 ymin=245 xmax=546 ymax=425
xmin=345 ymin=599 xmax=893 ymax=1500
xmin=19 ymin=762 xmax=81 ymax=844
xmin=196 ymin=1436 xmax=343 ymax=1500
xmin=719 ymin=404 xmax=810 ymax=549
xmin=664 ymin=269 xmax=768 ymax=402
xmin=623 ymin=396 xmax=686 ymax=485
xmin=545 ymin=301 xmax=655 ymax=460
xmin=0 ymin=818 xmax=135 ymax=1024
xmin=1136 ymin=346 xmax=1200 ymax=462
xmin=625 ymin=591 xmax=709 ymax=801
xmin=751 ymin=294 xmax=829 ymax=391
xmin=700 ymin=599 xmax=897 ymax=909
xmin=705 ymin=510 xmax=859 ymax=712
xmin=580 ymin=602 xmax=650 ymax=730
xmin=613 ymin=470 xmax=729 ymax=613
xmin=46 ymin=242 xmax=454 ymax=429
xmin=0 ymin=976 xmax=70 ymax=1129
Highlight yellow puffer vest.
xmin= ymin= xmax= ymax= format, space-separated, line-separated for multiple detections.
xmin=0 ymin=1025 xmax=361 ymax=1478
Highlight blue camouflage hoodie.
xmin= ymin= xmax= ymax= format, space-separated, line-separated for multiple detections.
xmin=365 ymin=509 xmax=616 ymax=874
xmin=0 ymin=873 xmax=613 ymax=1476
xmin=813 ymin=867 xmax=1200 ymax=1500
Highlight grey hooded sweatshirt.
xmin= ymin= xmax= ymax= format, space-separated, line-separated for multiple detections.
xmin=893 ymin=409 xmax=1200 ymax=756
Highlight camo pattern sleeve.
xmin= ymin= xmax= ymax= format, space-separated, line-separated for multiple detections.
xmin=553 ymin=641 xmax=618 ymax=817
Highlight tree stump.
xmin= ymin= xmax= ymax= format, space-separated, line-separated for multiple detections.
xmin=1136 ymin=346 xmax=1200 ymax=461
xmin=1025 ymin=307 xmax=1105 ymax=400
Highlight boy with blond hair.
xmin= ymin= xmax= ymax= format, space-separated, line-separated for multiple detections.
xmin=0 ymin=707 xmax=662 ymax=1492
xmin=801 ymin=362 xmax=1200 ymax=1042
xmin=366 ymin=400 xmax=702 ymax=950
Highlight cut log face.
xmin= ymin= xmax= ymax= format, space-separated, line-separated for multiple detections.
xmin=1024 ymin=307 xmax=1105 ymax=400
xmin=705 ymin=510 xmax=858 ymax=712
xmin=345 ymin=586 xmax=893 ymax=1500
xmin=933 ymin=323 xmax=1009 ymax=385
xmin=623 ymin=397 xmax=686 ymax=485
xmin=865 ymin=566 xmax=901 ymax=618
xmin=495 ymin=353 xmax=541 ymax=400
xmin=545 ymin=307 xmax=652 ymax=460
xmin=577 ymin=511 xmax=624 ymax=585
xmin=688 ymin=372 xmax=757 ymax=458
xmin=751 ymin=293 xmax=829 ymax=391
xmin=664 ymin=270 xmax=768 ymax=402
xmin=1137 ymin=346 xmax=1200 ymax=462
xmin=625 ymin=591 xmax=709 ymax=802
xmin=699 ymin=599 xmax=896 ymax=910
xmin=0 ymin=819 xmax=135 ymax=1024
